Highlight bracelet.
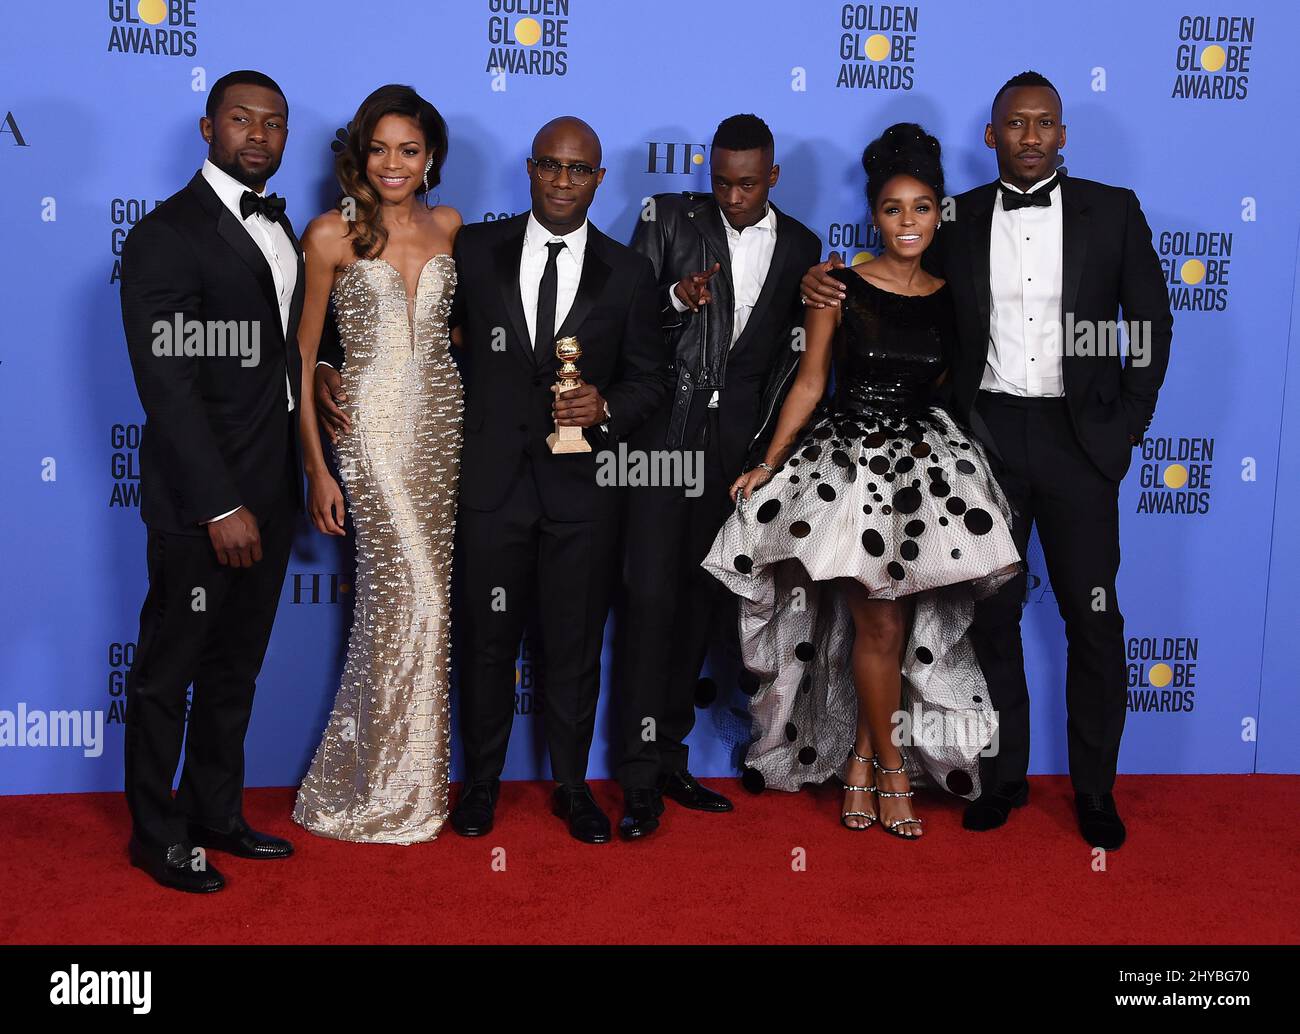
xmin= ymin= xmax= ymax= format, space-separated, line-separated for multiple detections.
xmin=756 ymin=462 xmax=776 ymax=474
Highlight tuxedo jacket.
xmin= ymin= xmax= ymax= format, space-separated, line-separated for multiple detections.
xmin=929 ymin=174 xmax=1173 ymax=481
xmin=629 ymin=192 xmax=823 ymax=479
xmin=448 ymin=212 xmax=672 ymax=521
xmin=119 ymin=171 xmax=305 ymax=533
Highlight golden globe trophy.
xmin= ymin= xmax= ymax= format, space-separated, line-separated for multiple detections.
xmin=547 ymin=335 xmax=592 ymax=454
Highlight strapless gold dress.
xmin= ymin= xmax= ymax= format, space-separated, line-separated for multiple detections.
xmin=294 ymin=254 xmax=462 ymax=844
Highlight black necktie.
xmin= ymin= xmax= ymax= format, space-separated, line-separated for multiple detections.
xmin=240 ymin=190 xmax=286 ymax=223
xmin=534 ymin=240 xmax=565 ymax=354
xmin=1000 ymin=177 xmax=1055 ymax=211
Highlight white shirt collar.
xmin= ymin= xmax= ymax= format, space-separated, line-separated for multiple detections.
xmin=720 ymin=202 xmax=776 ymax=236
xmin=201 ymin=158 xmax=266 ymax=218
xmin=998 ymin=172 xmax=1060 ymax=195
xmin=525 ymin=210 xmax=588 ymax=258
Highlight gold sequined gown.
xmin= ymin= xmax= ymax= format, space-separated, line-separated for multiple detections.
xmin=294 ymin=254 xmax=462 ymax=844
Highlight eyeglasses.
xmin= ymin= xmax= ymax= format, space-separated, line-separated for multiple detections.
xmin=530 ymin=157 xmax=599 ymax=186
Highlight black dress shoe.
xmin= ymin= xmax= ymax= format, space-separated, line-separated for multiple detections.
xmin=188 ymin=817 xmax=294 ymax=859
xmin=129 ymin=837 xmax=225 ymax=893
xmin=552 ymin=784 xmax=611 ymax=844
xmin=1075 ymin=792 xmax=1126 ymax=850
xmin=618 ymin=787 xmax=665 ymax=841
xmin=660 ymin=771 xmax=733 ymax=812
xmin=962 ymin=780 xmax=1029 ymax=831
xmin=450 ymin=780 xmax=499 ymax=837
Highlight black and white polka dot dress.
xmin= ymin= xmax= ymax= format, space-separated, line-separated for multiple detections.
xmin=702 ymin=267 xmax=1021 ymax=799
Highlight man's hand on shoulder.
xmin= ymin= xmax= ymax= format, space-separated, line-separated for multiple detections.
xmin=800 ymin=253 xmax=847 ymax=308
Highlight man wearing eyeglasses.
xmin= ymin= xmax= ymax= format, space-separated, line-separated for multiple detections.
xmin=442 ymin=116 xmax=670 ymax=844
xmin=315 ymin=118 xmax=668 ymax=843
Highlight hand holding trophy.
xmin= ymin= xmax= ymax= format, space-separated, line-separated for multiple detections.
xmin=547 ymin=336 xmax=593 ymax=454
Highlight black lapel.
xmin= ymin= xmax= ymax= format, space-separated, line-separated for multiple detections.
xmin=490 ymin=214 xmax=534 ymax=368
xmin=732 ymin=203 xmax=792 ymax=354
xmin=695 ymin=201 xmax=734 ymax=285
xmin=1058 ymin=177 xmax=1091 ymax=397
xmin=966 ymin=183 xmax=997 ymax=343
xmin=549 ymin=224 xmax=613 ymax=361
xmin=281 ymin=215 xmax=306 ymax=347
xmin=1059 ymin=175 xmax=1089 ymax=346
xmin=689 ymin=199 xmax=735 ymax=349
xmin=188 ymin=172 xmax=286 ymax=344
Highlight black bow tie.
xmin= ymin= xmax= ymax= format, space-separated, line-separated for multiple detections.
xmin=1000 ymin=178 xmax=1056 ymax=210
xmin=239 ymin=190 xmax=286 ymax=223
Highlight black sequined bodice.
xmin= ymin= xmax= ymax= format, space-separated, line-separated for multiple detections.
xmin=830 ymin=267 xmax=955 ymax=416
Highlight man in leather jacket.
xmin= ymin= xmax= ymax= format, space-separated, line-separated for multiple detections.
xmin=616 ymin=114 xmax=821 ymax=839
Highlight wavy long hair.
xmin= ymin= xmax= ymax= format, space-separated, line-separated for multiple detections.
xmin=334 ymin=84 xmax=448 ymax=259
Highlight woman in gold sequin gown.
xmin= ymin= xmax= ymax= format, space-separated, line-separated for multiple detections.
xmin=291 ymin=86 xmax=462 ymax=844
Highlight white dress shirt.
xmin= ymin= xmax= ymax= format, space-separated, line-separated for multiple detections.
xmin=981 ymin=173 xmax=1064 ymax=397
xmin=520 ymin=211 xmax=587 ymax=350
xmin=201 ymin=158 xmax=297 ymax=408
xmin=518 ymin=212 xmax=611 ymax=427
xmin=670 ymin=203 xmax=778 ymax=406
xmin=200 ymin=159 xmax=297 ymax=524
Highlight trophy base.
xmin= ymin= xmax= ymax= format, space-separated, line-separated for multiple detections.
xmin=547 ymin=428 xmax=592 ymax=454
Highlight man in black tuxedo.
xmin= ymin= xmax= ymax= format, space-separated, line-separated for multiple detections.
xmin=118 ymin=71 xmax=302 ymax=892
xmin=616 ymin=115 xmax=821 ymax=839
xmin=314 ymin=116 xmax=668 ymax=843
xmin=452 ymin=116 xmax=670 ymax=843
xmin=801 ymin=72 xmax=1172 ymax=849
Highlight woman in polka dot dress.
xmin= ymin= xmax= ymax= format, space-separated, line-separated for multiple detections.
xmin=702 ymin=124 xmax=1020 ymax=838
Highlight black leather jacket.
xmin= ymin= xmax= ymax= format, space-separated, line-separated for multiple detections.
xmin=629 ymin=192 xmax=821 ymax=466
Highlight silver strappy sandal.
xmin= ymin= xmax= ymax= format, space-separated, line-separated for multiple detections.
xmin=874 ymin=751 xmax=923 ymax=840
xmin=840 ymin=749 xmax=878 ymax=831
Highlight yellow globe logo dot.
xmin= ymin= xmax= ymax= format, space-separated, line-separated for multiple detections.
xmin=1148 ymin=663 xmax=1173 ymax=688
xmin=137 ymin=0 xmax=167 ymax=24
xmin=1179 ymin=258 xmax=1206 ymax=285
xmin=851 ymin=251 xmax=875 ymax=265
xmin=692 ymin=153 xmax=704 ymax=166
xmin=864 ymin=34 xmax=890 ymax=61
xmin=1200 ymin=44 xmax=1226 ymax=72
xmin=514 ymin=17 xmax=541 ymax=46
xmin=1163 ymin=463 xmax=1188 ymax=489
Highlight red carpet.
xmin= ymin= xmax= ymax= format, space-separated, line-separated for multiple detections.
xmin=2 ymin=776 xmax=1296 ymax=944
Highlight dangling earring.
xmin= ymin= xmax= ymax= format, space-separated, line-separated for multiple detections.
xmin=422 ymin=156 xmax=434 ymax=197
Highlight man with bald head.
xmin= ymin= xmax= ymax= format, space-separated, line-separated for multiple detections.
xmin=445 ymin=116 xmax=669 ymax=843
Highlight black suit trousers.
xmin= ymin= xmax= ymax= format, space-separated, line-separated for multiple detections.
xmin=617 ymin=409 xmax=736 ymax=789
xmin=123 ymin=459 xmax=296 ymax=848
xmin=969 ymin=391 xmax=1127 ymax=794
xmin=456 ymin=454 xmax=618 ymax=788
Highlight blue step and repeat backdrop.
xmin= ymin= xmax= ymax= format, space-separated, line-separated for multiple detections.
xmin=2 ymin=0 xmax=1297 ymax=794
